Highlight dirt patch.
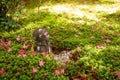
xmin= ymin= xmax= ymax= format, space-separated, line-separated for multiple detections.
xmin=52 ymin=46 xmax=71 ymax=55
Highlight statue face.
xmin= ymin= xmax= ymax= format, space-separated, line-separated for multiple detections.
xmin=33 ymin=28 xmax=49 ymax=42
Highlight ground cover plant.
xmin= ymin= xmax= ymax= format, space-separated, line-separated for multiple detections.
xmin=0 ymin=0 xmax=120 ymax=79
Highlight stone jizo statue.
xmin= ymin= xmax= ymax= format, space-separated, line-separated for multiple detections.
xmin=33 ymin=28 xmax=51 ymax=53
xmin=33 ymin=28 xmax=73 ymax=65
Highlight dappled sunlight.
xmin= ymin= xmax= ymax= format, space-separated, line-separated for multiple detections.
xmin=38 ymin=4 xmax=98 ymax=21
xmin=95 ymin=4 xmax=120 ymax=14
xmin=52 ymin=4 xmax=71 ymax=13
xmin=34 ymin=2 xmax=120 ymax=22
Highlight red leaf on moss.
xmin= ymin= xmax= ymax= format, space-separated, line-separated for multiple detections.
xmin=16 ymin=36 xmax=21 ymax=41
xmin=90 ymin=36 xmax=95 ymax=39
xmin=39 ymin=61 xmax=45 ymax=67
xmin=18 ymin=54 xmax=27 ymax=57
xmin=96 ymin=43 xmax=105 ymax=49
xmin=0 ymin=68 xmax=6 ymax=75
xmin=7 ymin=40 xmax=11 ymax=46
xmin=21 ymin=37 xmax=27 ymax=41
xmin=19 ymin=49 xmax=25 ymax=54
xmin=22 ymin=44 xmax=30 ymax=49
xmin=31 ymin=68 xmax=38 ymax=74
xmin=106 ymin=39 xmax=111 ymax=43
xmin=59 ymin=68 xmax=65 ymax=74
xmin=7 ymin=47 xmax=12 ymax=52
xmin=0 ymin=40 xmax=12 ymax=52
xmin=31 ymin=51 xmax=37 ymax=55
xmin=0 ymin=40 xmax=8 ymax=47
xmin=18 ymin=49 xmax=27 ymax=57
xmin=101 ymin=35 xmax=109 ymax=39
xmin=54 ymin=70 xmax=60 ymax=76
xmin=115 ymin=72 xmax=120 ymax=78
xmin=41 ymin=51 xmax=48 ymax=56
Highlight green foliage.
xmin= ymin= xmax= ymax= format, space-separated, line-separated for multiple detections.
xmin=0 ymin=0 xmax=24 ymax=30
xmin=0 ymin=0 xmax=24 ymax=15
xmin=0 ymin=52 xmax=62 ymax=79
xmin=0 ymin=16 xmax=20 ymax=30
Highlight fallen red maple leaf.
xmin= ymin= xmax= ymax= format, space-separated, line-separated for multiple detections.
xmin=106 ymin=39 xmax=111 ymax=43
xmin=101 ymin=35 xmax=109 ymax=39
xmin=0 ymin=68 xmax=6 ymax=75
xmin=19 ymin=49 xmax=25 ymax=54
xmin=90 ymin=36 xmax=95 ymax=39
xmin=22 ymin=44 xmax=30 ymax=50
xmin=31 ymin=68 xmax=38 ymax=74
xmin=39 ymin=61 xmax=45 ymax=67
xmin=59 ymin=68 xmax=65 ymax=74
xmin=96 ymin=43 xmax=105 ymax=49
xmin=0 ymin=40 xmax=12 ymax=52
xmin=41 ymin=51 xmax=48 ymax=56
xmin=21 ymin=36 xmax=27 ymax=41
xmin=54 ymin=70 xmax=60 ymax=76
xmin=115 ymin=72 xmax=120 ymax=78
xmin=7 ymin=40 xmax=11 ymax=46
xmin=0 ymin=40 xmax=9 ymax=47
xmin=18 ymin=53 xmax=27 ymax=57
xmin=7 ymin=47 xmax=12 ymax=52
xmin=18 ymin=49 xmax=27 ymax=57
xmin=16 ymin=36 xmax=21 ymax=41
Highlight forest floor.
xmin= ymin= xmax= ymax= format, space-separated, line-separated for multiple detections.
xmin=0 ymin=1 xmax=120 ymax=79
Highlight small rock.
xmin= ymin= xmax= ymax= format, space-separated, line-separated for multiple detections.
xmin=53 ymin=51 xmax=72 ymax=65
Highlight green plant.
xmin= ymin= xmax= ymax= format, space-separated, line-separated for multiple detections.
xmin=0 ymin=0 xmax=24 ymax=30
xmin=0 ymin=16 xmax=20 ymax=30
